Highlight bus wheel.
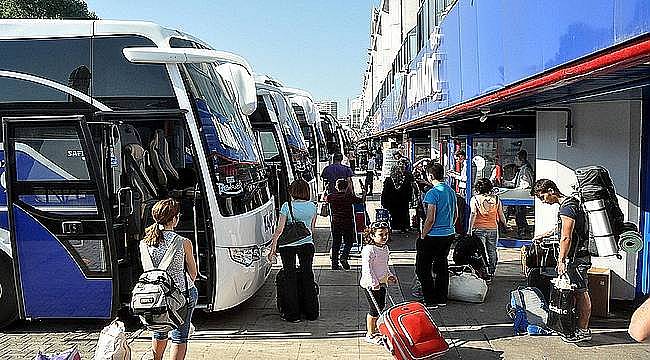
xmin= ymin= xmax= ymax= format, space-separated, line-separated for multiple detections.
xmin=0 ymin=257 xmax=18 ymax=328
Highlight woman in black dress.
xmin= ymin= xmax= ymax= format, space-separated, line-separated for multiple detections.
xmin=381 ymin=159 xmax=413 ymax=232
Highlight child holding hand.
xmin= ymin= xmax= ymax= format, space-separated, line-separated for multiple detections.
xmin=360 ymin=221 xmax=397 ymax=345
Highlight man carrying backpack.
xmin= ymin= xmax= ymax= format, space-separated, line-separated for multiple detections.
xmin=531 ymin=179 xmax=592 ymax=343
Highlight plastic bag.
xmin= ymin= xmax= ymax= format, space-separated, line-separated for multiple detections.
xmin=34 ymin=347 xmax=81 ymax=360
xmin=94 ymin=320 xmax=132 ymax=360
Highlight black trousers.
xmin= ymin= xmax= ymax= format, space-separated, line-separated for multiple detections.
xmin=416 ymin=235 xmax=455 ymax=304
xmin=331 ymin=229 xmax=355 ymax=264
xmin=279 ymin=243 xmax=315 ymax=278
xmin=365 ymin=170 xmax=375 ymax=194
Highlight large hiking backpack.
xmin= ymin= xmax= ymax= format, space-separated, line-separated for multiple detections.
xmin=131 ymin=235 xmax=189 ymax=332
xmin=575 ymin=166 xmax=627 ymax=256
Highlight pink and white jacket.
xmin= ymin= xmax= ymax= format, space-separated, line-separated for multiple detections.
xmin=360 ymin=244 xmax=394 ymax=289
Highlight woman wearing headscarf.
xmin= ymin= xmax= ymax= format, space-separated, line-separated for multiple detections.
xmin=381 ymin=158 xmax=413 ymax=232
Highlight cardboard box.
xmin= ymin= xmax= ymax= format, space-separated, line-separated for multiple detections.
xmin=588 ymin=267 xmax=610 ymax=318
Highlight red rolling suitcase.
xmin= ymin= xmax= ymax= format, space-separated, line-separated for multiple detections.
xmin=370 ymin=290 xmax=449 ymax=359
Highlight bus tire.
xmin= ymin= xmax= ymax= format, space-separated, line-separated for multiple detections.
xmin=0 ymin=256 xmax=18 ymax=328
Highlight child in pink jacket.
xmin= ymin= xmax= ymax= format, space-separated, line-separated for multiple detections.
xmin=360 ymin=221 xmax=397 ymax=345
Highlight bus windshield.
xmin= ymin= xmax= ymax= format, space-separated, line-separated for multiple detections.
xmin=182 ymin=63 xmax=270 ymax=216
xmin=276 ymin=95 xmax=307 ymax=151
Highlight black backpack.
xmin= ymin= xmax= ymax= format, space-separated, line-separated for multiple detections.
xmin=575 ymin=166 xmax=625 ymax=235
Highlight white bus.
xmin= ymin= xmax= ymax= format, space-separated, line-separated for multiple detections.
xmin=282 ymin=87 xmax=328 ymax=195
xmin=0 ymin=20 xmax=275 ymax=326
xmin=252 ymin=78 xmax=316 ymax=204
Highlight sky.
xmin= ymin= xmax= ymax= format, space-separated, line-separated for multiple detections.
xmin=85 ymin=0 xmax=378 ymax=116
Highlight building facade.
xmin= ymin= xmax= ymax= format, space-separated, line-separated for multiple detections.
xmin=361 ymin=0 xmax=650 ymax=300
xmin=359 ymin=0 xmax=420 ymax=132
xmin=315 ymin=100 xmax=337 ymax=119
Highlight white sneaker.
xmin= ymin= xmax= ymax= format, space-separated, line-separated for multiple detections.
xmin=364 ymin=334 xmax=383 ymax=345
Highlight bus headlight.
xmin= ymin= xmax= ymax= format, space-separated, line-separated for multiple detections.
xmin=229 ymin=246 xmax=261 ymax=267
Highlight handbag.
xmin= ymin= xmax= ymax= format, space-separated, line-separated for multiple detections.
xmin=277 ymin=197 xmax=312 ymax=246
xmin=319 ymin=202 xmax=330 ymax=217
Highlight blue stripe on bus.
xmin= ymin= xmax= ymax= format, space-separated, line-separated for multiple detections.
xmin=13 ymin=205 xmax=112 ymax=318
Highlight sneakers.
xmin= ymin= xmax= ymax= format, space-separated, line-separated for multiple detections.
xmin=425 ymin=302 xmax=447 ymax=309
xmin=364 ymin=333 xmax=383 ymax=345
xmin=562 ymin=328 xmax=592 ymax=343
xmin=340 ymin=259 xmax=351 ymax=270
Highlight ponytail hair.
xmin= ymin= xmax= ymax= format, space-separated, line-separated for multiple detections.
xmin=143 ymin=198 xmax=180 ymax=247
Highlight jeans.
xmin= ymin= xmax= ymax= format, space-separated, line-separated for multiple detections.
xmin=331 ymin=229 xmax=355 ymax=264
xmin=473 ymin=228 xmax=498 ymax=276
xmin=415 ymin=235 xmax=455 ymax=304
xmin=515 ymin=206 xmax=529 ymax=236
xmin=153 ymin=286 xmax=199 ymax=344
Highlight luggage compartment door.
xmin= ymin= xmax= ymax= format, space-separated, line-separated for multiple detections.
xmin=3 ymin=115 xmax=116 ymax=319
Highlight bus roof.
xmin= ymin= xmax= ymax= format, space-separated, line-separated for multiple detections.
xmin=0 ymin=19 xmax=209 ymax=49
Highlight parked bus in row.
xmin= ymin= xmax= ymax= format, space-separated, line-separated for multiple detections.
xmin=282 ymin=87 xmax=328 ymax=194
xmin=251 ymin=78 xmax=316 ymax=207
xmin=319 ymin=111 xmax=345 ymax=159
xmin=0 ymin=20 xmax=275 ymax=327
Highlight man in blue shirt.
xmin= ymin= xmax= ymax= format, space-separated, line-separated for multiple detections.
xmin=417 ymin=162 xmax=457 ymax=307
xmin=321 ymin=152 xmax=353 ymax=194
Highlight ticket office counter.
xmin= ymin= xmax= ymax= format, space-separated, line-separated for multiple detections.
xmin=443 ymin=122 xmax=536 ymax=246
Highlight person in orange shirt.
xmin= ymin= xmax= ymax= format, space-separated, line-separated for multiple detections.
xmin=468 ymin=178 xmax=506 ymax=281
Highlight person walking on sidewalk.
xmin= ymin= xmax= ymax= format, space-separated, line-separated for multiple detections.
xmin=532 ymin=179 xmax=592 ymax=343
xmin=417 ymin=163 xmax=457 ymax=307
xmin=141 ymin=198 xmax=198 ymax=360
xmin=360 ymin=221 xmax=397 ymax=345
xmin=381 ymin=158 xmax=414 ymax=232
xmin=468 ymin=178 xmax=507 ymax=281
xmin=365 ymin=156 xmax=377 ymax=195
xmin=326 ymin=179 xmax=366 ymax=270
xmin=321 ymin=152 xmax=353 ymax=195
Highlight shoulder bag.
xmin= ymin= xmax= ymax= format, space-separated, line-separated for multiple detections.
xmin=277 ymin=197 xmax=312 ymax=246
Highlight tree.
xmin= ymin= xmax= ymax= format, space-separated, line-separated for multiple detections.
xmin=0 ymin=0 xmax=98 ymax=19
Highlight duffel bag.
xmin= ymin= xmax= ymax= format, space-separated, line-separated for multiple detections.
xmin=448 ymin=265 xmax=488 ymax=303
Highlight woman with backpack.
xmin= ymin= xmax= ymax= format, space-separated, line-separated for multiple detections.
xmin=141 ymin=198 xmax=198 ymax=360
xmin=468 ymin=178 xmax=507 ymax=282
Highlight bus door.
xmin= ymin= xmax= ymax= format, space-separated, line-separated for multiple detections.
xmin=2 ymin=115 xmax=117 ymax=319
xmin=256 ymin=95 xmax=293 ymax=211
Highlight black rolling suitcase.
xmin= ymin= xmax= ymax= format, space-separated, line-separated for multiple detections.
xmin=276 ymin=269 xmax=301 ymax=322
xmin=297 ymin=270 xmax=320 ymax=320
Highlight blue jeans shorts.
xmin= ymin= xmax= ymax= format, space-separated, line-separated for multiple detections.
xmin=153 ymin=286 xmax=199 ymax=344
